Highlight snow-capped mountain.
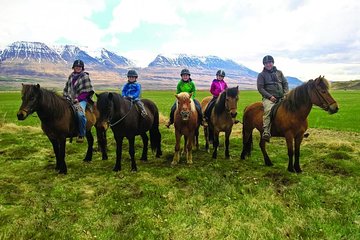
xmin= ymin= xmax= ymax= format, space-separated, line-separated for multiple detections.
xmin=148 ymin=54 xmax=258 ymax=78
xmin=0 ymin=41 xmax=303 ymax=90
xmin=0 ymin=41 xmax=63 ymax=63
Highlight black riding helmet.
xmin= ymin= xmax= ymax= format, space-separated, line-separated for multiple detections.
xmin=180 ymin=68 xmax=191 ymax=76
xmin=216 ymin=70 xmax=225 ymax=77
xmin=262 ymin=55 xmax=274 ymax=65
xmin=127 ymin=70 xmax=138 ymax=77
xmin=72 ymin=59 xmax=84 ymax=70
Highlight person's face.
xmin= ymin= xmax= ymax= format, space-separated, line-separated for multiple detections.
xmin=264 ymin=61 xmax=274 ymax=70
xmin=128 ymin=76 xmax=137 ymax=82
xmin=216 ymin=75 xmax=224 ymax=80
xmin=73 ymin=66 xmax=82 ymax=73
xmin=181 ymin=74 xmax=190 ymax=81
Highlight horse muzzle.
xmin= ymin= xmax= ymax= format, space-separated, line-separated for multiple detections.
xmin=17 ymin=109 xmax=28 ymax=120
xmin=327 ymin=103 xmax=339 ymax=114
xmin=180 ymin=111 xmax=190 ymax=120
xmin=230 ymin=112 xmax=237 ymax=118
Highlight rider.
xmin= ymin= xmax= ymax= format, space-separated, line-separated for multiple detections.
xmin=257 ymin=55 xmax=289 ymax=142
xmin=63 ymin=59 xmax=94 ymax=143
xmin=121 ymin=69 xmax=147 ymax=118
xmin=165 ymin=68 xmax=203 ymax=128
xmin=203 ymin=70 xmax=228 ymax=127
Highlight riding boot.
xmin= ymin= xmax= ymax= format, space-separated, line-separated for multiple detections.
xmin=166 ymin=102 xmax=176 ymax=128
xmin=136 ymin=101 xmax=147 ymax=118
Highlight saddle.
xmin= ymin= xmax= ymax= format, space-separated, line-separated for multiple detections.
xmin=269 ymin=99 xmax=283 ymax=121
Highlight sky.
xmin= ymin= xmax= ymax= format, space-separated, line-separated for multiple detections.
xmin=1 ymin=0 xmax=360 ymax=81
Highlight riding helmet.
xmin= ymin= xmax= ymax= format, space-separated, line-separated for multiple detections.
xmin=216 ymin=70 xmax=226 ymax=77
xmin=127 ymin=70 xmax=138 ymax=77
xmin=180 ymin=68 xmax=191 ymax=76
xmin=262 ymin=55 xmax=274 ymax=64
xmin=72 ymin=59 xmax=85 ymax=70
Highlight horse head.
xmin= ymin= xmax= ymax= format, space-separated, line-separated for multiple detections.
xmin=17 ymin=84 xmax=41 ymax=120
xmin=224 ymin=86 xmax=239 ymax=118
xmin=308 ymin=76 xmax=339 ymax=114
xmin=175 ymin=92 xmax=193 ymax=121
xmin=95 ymin=92 xmax=115 ymax=128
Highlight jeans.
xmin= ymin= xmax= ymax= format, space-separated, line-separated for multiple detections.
xmin=78 ymin=101 xmax=87 ymax=137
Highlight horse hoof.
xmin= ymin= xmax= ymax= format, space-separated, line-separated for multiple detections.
xmin=265 ymin=162 xmax=273 ymax=166
xmin=83 ymin=159 xmax=92 ymax=162
xmin=131 ymin=168 xmax=137 ymax=172
xmin=295 ymin=168 xmax=303 ymax=173
xmin=287 ymin=167 xmax=295 ymax=173
xmin=58 ymin=170 xmax=67 ymax=174
xmin=113 ymin=167 xmax=121 ymax=172
xmin=102 ymin=156 xmax=108 ymax=160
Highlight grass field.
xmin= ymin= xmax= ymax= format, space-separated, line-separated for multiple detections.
xmin=0 ymin=89 xmax=360 ymax=239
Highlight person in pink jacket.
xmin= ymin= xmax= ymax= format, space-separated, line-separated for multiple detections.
xmin=203 ymin=70 xmax=228 ymax=126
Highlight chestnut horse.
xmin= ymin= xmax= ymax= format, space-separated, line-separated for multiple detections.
xmin=96 ymin=92 xmax=162 ymax=172
xmin=240 ymin=76 xmax=339 ymax=172
xmin=172 ymin=92 xmax=200 ymax=165
xmin=201 ymin=86 xmax=239 ymax=159
xmin=17 ymin=84 xmax=107 ymax=174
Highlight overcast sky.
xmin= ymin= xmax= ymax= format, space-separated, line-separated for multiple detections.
xmin=1 ymin=0 xmax=359 ymax=81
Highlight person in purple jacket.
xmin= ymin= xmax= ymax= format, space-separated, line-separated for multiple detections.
xmin=121 ymin=70 xmax=147 ymax=118
xmin=203 ymin=70 xmax=228 ymax=126
xmin=63 ymin=59 xmax=94 ymax=143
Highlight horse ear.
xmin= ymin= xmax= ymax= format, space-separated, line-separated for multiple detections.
xmin=108 ymin=92 xmax=113 ymax=100
xmin=36 ymin=84 xmax=40 ymax=89
xmin=175 ymin=94 xmax=179 ymax=100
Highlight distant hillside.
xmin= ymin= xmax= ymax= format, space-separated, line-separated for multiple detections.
xmin=331 ymin=80 xmax=360 ymax=90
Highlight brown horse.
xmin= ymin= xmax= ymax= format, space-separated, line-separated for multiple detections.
xmin=240 ymin=76 xmax=339 ymax=173
xmin=17 ymin=84 xmax=107 ymax=174
xmin=172 ymin=92 xmax=199 ymax=165
xmin=201 ymin=86 xmax=239 ymax=159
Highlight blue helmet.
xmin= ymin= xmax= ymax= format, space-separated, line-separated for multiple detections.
xmin=127 ymin=70 xmax=138 ymax=77
xmin=72 ymin=59 xmax=84 ymax=70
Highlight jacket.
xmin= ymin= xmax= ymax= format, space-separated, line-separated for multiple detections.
xmin=122 ymin=82 xmax=141 ymax=100
xmin=176 ymin=79 xmax=196 ymax=99
xmin=210 ymin=79 xmax=228 ymax=97
xmin=257 ymin=67 xmax=289 ymax=99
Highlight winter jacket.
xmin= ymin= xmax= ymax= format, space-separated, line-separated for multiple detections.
xmin=176 ymin=79 xmax=196 ymax=99
xmin=210 ymin=79 xmax=228 ymax=97
xmin=257 ymin=67 xmax=289 ymax=99
xmin=122 ymin=82 xmax=141 ymax=100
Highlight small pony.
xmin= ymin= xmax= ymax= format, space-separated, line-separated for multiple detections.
xmin=240 ymin=76 xmax=339 ymax=173
xmin=172 ymin=92 xmax=200 ymax=165
xmin=201 ymin=86 xmax=239 ymax=159
xmin=96 ymin=92 xmax=162 ymax=172
xmin=17 ymin=84 xmax=106 ymax=174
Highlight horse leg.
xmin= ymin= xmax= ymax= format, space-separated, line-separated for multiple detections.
xmin=49 ymin=138 xmax=60 ymax=170
xmin=113 ymin=135 xmax=124 ymax=172
xmin=96 ymin=127 xmax=108 ymax=160
xmin=240 ymin=127 xmax=253 ymax=160
xmin=195 ymin=127 xmax=199 ymax=150
xmin=204 ymin=126 xmax=209 ymax=152
xmin=182 ymin=136 xmax=188 ymax=156
xmin=140 ymin=133 xmax=149 ymax=161
xmin=172 ymin=132 xmax=181 ymax=166
xmin=259 ymin=140 xmax=273 ymax=166
xmin=225 ymin=129 xmax=232 ymax=159
xmin=285 ymin=137 xmax=295 ymax=172
xmin=128 ymin=137 xmax=137 ymax=172
xmin=212 ymin=130 xmax=219 ymax=159
xmin=84 ymin=130 xmax=94 ymax=162
xmin=294 ymin=135 xmax=303 ymax=173
xmin=58 ymin=139 xmax=67 ymax=174
xmin=186 ymin=133 xmax=194 ymax=164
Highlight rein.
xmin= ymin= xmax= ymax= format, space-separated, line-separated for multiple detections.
xmin=109 ymin=100 xmax=134 ymax=127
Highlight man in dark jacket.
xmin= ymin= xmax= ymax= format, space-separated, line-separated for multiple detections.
xmin=257 ymin=55 xmax=289 ymax=142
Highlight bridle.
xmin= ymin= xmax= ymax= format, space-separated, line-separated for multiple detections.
xmin=307 ymin=79 xmax=336 ymax=111
xmin=108 ymin=98 xmax=134 ymax=127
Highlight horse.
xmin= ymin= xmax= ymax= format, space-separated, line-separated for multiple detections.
xmin=240 ymin=76 xmax=339 ymax=173
xmin=16 ymin=84 xmax=107 ymax=174
xmin=171 ymin=92 xmax=200 ymax=166
xmin=200 ymin=86 xmax=239 ymax=159
xmin=95 ymin=92 xmax=162 ymax=172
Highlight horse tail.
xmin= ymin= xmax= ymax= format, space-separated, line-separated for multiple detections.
xmin=240 ymin=112 xmax=253 ymax=159
xmin=149 ymin=105 xmax=162 ymax=157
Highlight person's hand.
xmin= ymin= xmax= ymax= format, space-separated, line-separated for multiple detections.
xmin=269 ymin=96 xmax=277 ymax=103
xmin=73 ymin=99 xmax=79 ymax=104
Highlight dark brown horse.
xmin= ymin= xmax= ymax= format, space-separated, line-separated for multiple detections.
xmin=240 ymin=76 xmax=339 ymax=172
xmin=201 ymin=86 xmax=239 ymax=159
xmin=172 ymin=92 xmax=200 ymax=165
xmin=16 ymin=84 xmax=107 ymax=174
xmin=96 ymin=92 xmax=162 ymax=172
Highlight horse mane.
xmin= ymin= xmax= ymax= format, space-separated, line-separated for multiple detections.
xmin=177 ymin=92 xmax=196 ymax=112
xmin=214 ymin=87 xmax=238 ymax=116
xmin=282 ymin=76 xmax=329 ymax=112
xmin=39 ymin=87 xmax=70 ymax=118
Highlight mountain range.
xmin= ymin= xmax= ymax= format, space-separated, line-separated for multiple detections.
xmin=0 ymin=41 xmax=303 ymax=90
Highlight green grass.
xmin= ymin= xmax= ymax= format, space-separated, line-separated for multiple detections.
xmin=0 ymin=90 xmax=360 ymax=239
